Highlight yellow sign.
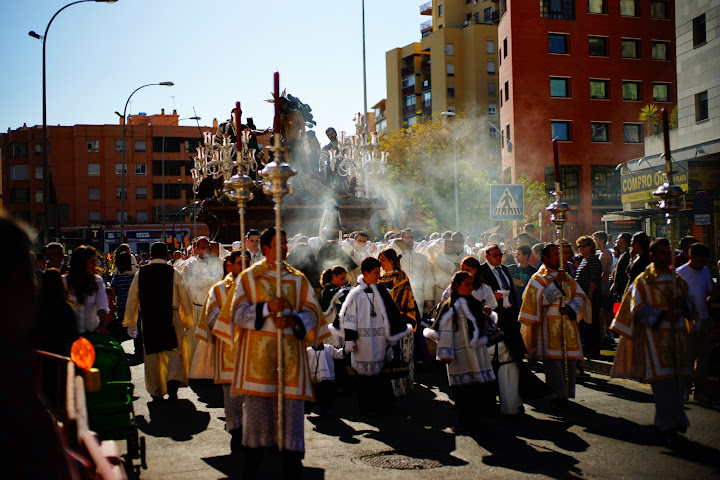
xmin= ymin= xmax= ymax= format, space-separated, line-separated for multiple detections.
xmin=621 ymin=168 xmax=689 ymax=204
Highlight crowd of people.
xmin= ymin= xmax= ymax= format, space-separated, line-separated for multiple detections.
xmin=16 ymin=213 xmax=720 ymax=477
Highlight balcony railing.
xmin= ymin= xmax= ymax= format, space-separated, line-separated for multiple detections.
xmin=419 ymin=1 xmax=432 ymax=15
xmin=420 ymin=20 xmax=432 ymax=32
xmin=401 ymin=65 xmax=415 ymax=76
xmin=403 ymin=105 xmax=417 ymax=115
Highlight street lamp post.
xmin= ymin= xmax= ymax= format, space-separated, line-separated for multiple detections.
xmin=29 ymin=0 xmax=118 ymax=244
xmin=441 ymin=111 xmax=460 ymax=231
xmin=162 ymin=116 xmax=200 ymax=242
xmin=118 ymin=81 xmax=174 ymax=243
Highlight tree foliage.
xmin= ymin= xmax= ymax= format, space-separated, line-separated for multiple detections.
xmin=639 ymin=103 xmax=677 ymax=137
xmin=378 ymin=114 xmax=499 ymax=233
xmin=517 ymin=173 xmax=548 ymax=227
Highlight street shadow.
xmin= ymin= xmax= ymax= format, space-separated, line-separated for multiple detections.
xmin=662 ymin=440 xmax=720 ymax=473
xmin=574 ymin=375 xmax=655 ymax=404
xmin=306 ymin=415 xmax=372 ymax=444
xmin=189 ymin=379 xmax=224 ymax=408
xmin=203 ymin=452 xmax=325 ymax=479
xmin=136 ymin=399 xmax=210 ymax=441
xmin=469 ymin=425 xmax=584 ymax=479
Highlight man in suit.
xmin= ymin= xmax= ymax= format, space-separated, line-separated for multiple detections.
xmin=479 ymin=244 xmax=527 ymax=365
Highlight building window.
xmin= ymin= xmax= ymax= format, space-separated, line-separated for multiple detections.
xmin=10 ymin=188 xmax=30 ymax=204
xmin=136 ymin=186 xmax=147 ymax=200
xmin=622 ymin=81 xmax=642 ymax=101
xmin=589 ymin=36 xmax=608 ymax=56
xmin=591 ymin=122 xmax=611 ymax=142
xmin=549 ymin=33 xmax=569 ymax=54
xmin=590 ymin=79 xmax=609 ymax=99
xmin=88 ymin=211 xmax=101 ymax=222
xmin=134 ymin=140 xmax=146 ymax=152
xmin=10 ymin=165 xmax=30 ymax=180
xmin=487 ymin=61 xmax=495 ymax=74
xmin=693 ymin=14 xmax=707 ymax=47
xmin=506 ymin=124 xmax=511 ymax=143
xmin=34 ymin=143 xmax=42 ymax=155
xmin=422 ymin=91 xmax=432 ymax=108
xmin=591 ymin=165 xmax=621 ymax=205
xmin=653 ymin=82 xmax=671 ymax=102
xmin=503 ymin=37 xmax=508 ymax=57
xmin=115 ymin=164 xmax=127 ymax=176
xmin=620 ymin=0 xmax=637 ymax=16
xmin=545 ymin=165 xmax=580 ymax=203
xmin=403 ymin=95 xmax=416 ymax=107
xmin=551 ymin=120 xmax=572 ymax=141
xmin=489 ymin=125 xmax=498 ymax=138
xmin=621 ymin=38 xmax=640 ymax=59
xmin=87 ymin=140 xmax=99 ymax=152
xmin=695 ymin=91 xmax=709 ymax=122
xmin=446 ymin=63 xmax=455 ymax=76
xmin=486 ymin=41 xmax=494 ymax=54
xmin=550 ymin=77 xmax=570 ymax=97
xmin=115 ymin=139 xmax=125 ymax=152
xmin=652 ymin=41 xmax=670 ymax=60
xmin=541 ymin=0 xmax=576 ymax=20
xmin=115 ymin=187 xmax=127 ymax=200
xmin=11 ymin=142 xmax=28 ymax=157
xmin=136 ymin=211 xmax=148 ymax=224
xmin=504 ymin=81 xmax=509 ymax=101
xmin=34 ymin=167 xmax=43 ymax=179
xmin=35 ymin=191 xmax=43 ymax=203
xmin=651 ymin=0 xmax=669 ymax=19
xmin=484 ymin=7 xmax=492 ymax=21
xmin=438 ymin=5 xmax=443 ymax=16
xmin=402 ymin=75 xmax=415 ymax=88
xmin=135 ymin=163 xmax=146 ymax=176
xmin=116 ymin=211 xmax=128 ymax=223
xmin=88 ymin=187 xmax=100 ymax=201
xmin=500 ymin=90 xmax=503 ymax=106
xmin=488 ymin=82 xmax=496 ymax=96
xmin=88 ymin=164 xmax=100 ymax=176
xmin=447 ymin=86 xmax=455 ymax=98
xmin=588 ymin=0 xmax=607 ymax=14
xmin=489 ymin=104 xmax=497 ymax=116
xmin=623 ymin=123 xmax=642 ymax=143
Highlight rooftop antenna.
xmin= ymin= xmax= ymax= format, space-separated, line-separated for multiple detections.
xmin=170 ymin=95 xmax=176 ymax=110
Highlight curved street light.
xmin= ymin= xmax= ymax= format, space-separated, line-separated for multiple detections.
xmin=28 ymin=0 xmax=118 ymax=244
xmin=118 ymin=81 xmax=174 ymax=243
xmin=162 ymin=116 xmax=200 ymax=242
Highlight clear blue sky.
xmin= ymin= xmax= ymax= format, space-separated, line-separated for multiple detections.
xmin=1 ymin=0 xmax=423 ymax=138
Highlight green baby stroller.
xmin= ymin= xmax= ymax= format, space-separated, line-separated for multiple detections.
xmin=83 ymin=332 xmax=147 ymax=478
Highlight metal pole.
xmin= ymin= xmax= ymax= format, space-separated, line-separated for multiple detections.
xmin=362 ymin=0 xmax=368 ymax=136
xmin=119 ymin=81 xmax=174 ymax=243
xmin=31 ymin=0 xmax=102 ymax=244
xmin=451 ymin=119 xmax=460 ymax=231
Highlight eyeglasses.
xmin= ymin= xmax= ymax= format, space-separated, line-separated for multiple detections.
xmin=490 ymin=253 xmax=502 ymax=258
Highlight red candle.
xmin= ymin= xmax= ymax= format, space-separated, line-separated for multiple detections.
xmin=273 ymin=72 xmax=280 ymax=135
xmin=552 ymin=138 xmax=560 ymax=181
xmin=235 ymin=101 xmax=242 ymax=137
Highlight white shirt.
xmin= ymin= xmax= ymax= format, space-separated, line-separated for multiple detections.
xmin=677 ymin=264 xmax=713 ymax=320
xmin=64 ymin=274 xmax=109 ymax=333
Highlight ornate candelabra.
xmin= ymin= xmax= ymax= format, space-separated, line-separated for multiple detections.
xmin=259 ymin=72 xmax=297 ymax=451
xmin=547 ymin=139 xmax=570 ymax=397
xmin=330 ymin=113 xmax=389 ymax=198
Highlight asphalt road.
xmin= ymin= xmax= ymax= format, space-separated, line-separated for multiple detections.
xmin=120 ymin=343 xmax=720 ymax=480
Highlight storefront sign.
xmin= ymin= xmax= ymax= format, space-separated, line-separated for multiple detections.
xmin=621 ymin=163 xmax=689 ymax=203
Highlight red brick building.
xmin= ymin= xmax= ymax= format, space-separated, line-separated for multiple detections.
xmin=1 ymin=111 xmax=269 ymax=253
xmin=498 ymin=0 xmax=676 ymax=238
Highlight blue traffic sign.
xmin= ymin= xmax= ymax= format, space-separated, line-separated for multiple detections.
xmin=490 ymin=184 xmax=524 ymax=220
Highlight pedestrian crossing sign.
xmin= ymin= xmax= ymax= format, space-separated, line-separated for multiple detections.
xmin=490 ymin=184 xmax=524 ymax=220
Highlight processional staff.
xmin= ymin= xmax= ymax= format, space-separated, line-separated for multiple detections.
xmin=225 ymin=101 xmax=255 ymax=270
xmin=259 ymin=72 xmax=296 ymax=451
xmin=652 ymin=108 xmax=685 ymax=392
xmin=547 ymin=138 xmax=570 ymax=397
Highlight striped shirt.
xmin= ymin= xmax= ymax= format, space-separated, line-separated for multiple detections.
xmin=574 ymin=255 xmax=602 ymax=296
xmin=110 ymin=272 xmax=136 ymax=310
